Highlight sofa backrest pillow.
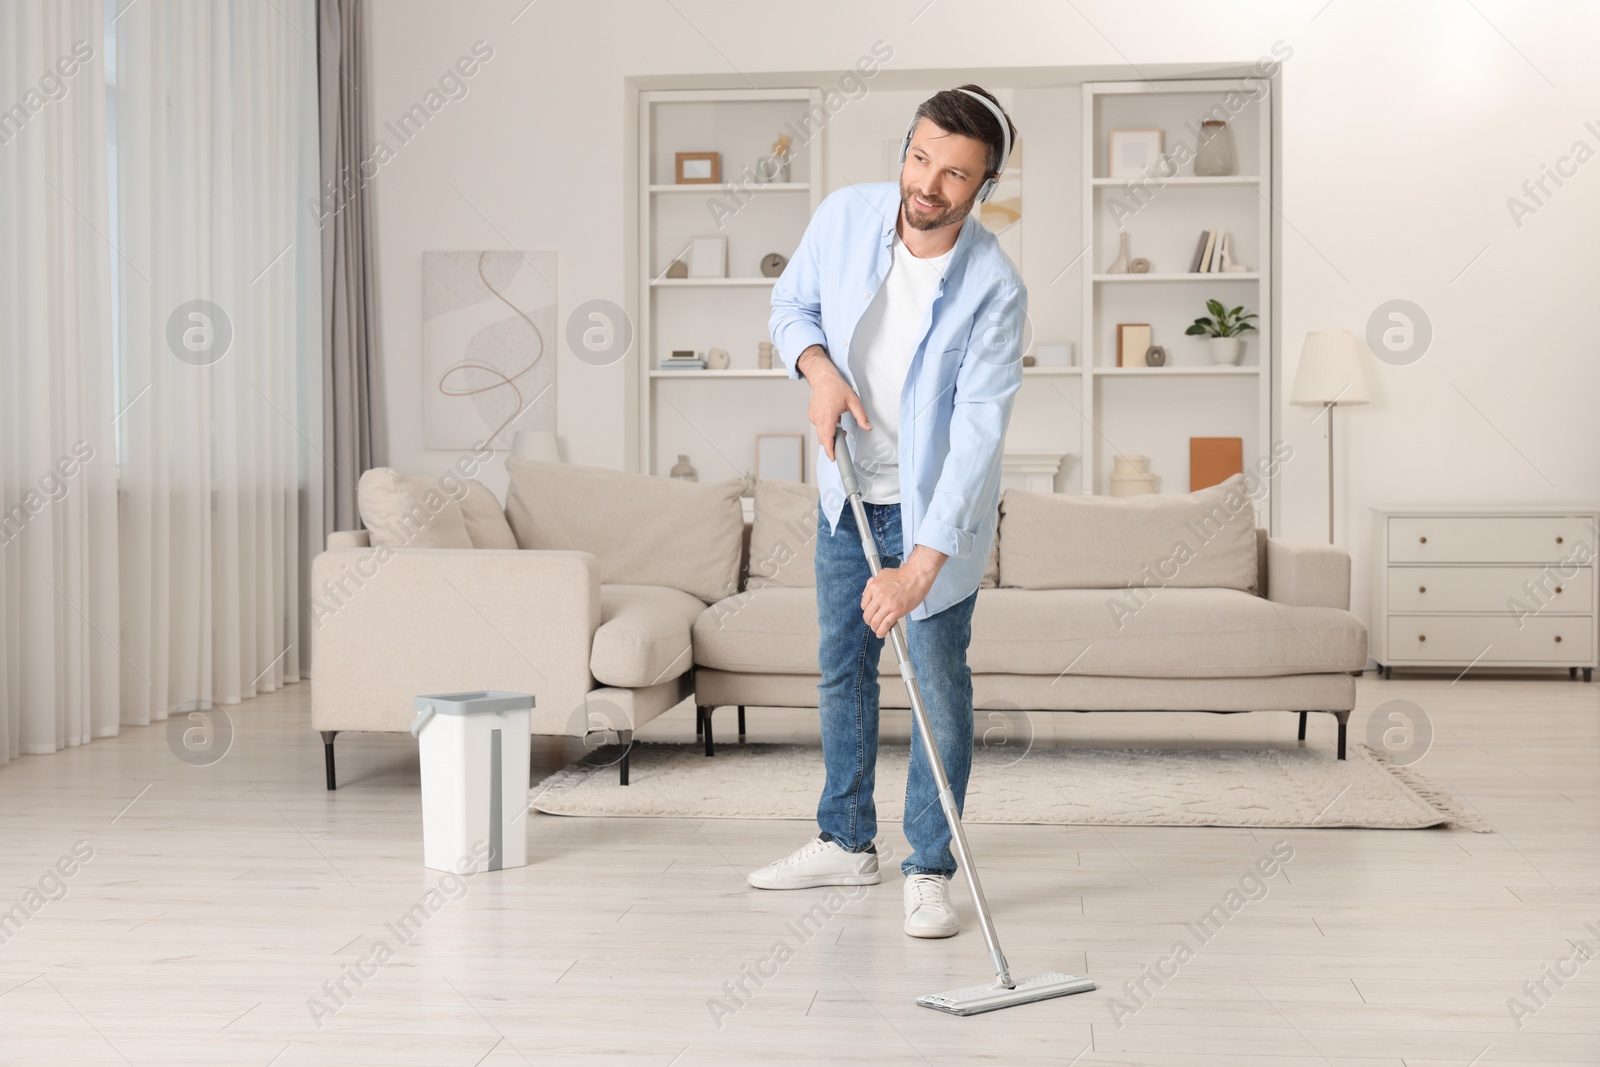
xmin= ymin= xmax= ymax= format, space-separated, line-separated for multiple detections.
xmin=998 ymin=472 xmax=1260 ymax=594
xmin=505 ymin=457 xmax=743 ymax=603
xmin=357 ymin=467 xmax=473 ymax=549
xmin=744 ymin=479 xmax=1002 ymax=590
xmin=460 ymin=480 xmax=518 ymax=549
xmin=746 ymin=480 xmax=819 ymax=589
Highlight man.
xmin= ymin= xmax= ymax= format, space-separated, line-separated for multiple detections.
xmin=748 ymin=85 xmax=1027 ymax=939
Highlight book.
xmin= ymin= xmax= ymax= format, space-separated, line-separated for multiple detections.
xmin=1198 ymin=229 xmax=1218 ymax=273
xmin=1190 ymin=437 xmax=1243 ymax=491
xmin=1189 ymin=230 xmax=1210 ymax=273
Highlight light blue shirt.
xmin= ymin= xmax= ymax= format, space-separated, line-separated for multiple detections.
xmin=769 ymin=181 xmax=1027 ymax=621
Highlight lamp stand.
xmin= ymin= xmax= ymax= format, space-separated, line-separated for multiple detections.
xmin=1325 ymin=402 xmax=1335 ymax=545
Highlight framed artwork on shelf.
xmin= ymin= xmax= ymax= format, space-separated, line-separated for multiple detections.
xmin=756 ymin=433 xmax=805 ymax=484
xmin=688 ymin=236 xmax=726 ymax=278
xmin=1108 ymin=128 xmax=1162 ymax=178
xmin=1116 ymin=323 xmax=1151 ymax=368
xmin=675 ymin=151 xmax=720 ymax=184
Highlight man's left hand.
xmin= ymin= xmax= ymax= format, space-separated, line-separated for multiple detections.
xmin=861 ymin=546 xmax=948 ymax=638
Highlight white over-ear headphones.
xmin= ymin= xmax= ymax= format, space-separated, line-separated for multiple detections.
xmin=898 ymin=88 xmax=1012 ymax=205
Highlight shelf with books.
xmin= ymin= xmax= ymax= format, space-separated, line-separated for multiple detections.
xmin=649 ymin=368 xmax=791 ymax=379
xmin=1081 ymin=78 xmax=1274 ymax=506
xmin=637 ymin=87 xmax=824 ymax=478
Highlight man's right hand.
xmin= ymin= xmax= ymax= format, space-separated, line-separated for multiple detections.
xmin=798 ymin=345 xmax=872 ymax=461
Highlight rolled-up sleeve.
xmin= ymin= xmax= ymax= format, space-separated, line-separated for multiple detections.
xmin=768 ymin=198 xmax=832 ymax=381
xmin=913 ymin=283 xmax=1027 ymax=560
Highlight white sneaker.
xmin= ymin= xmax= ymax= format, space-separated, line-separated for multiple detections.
xmin=903 ymin=873 xmax=959 ymax=938
xmin=746 ymin=836 xmax=881 ymax=890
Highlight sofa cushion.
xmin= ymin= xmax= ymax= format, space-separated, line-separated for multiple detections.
xmin=968 ymin=587 xmax=1365 ymax=676
xmin=693 ymin=585 xmax=1365 ymax=678
xmin=746 ymin=480 xmax=819 ymax=589
xmin=460 ymin=480 xmax=518 ymax=549
xmin=505 ymin=457 xmax=743 ymax=603
xmin=357 ymin=467 xmax=472 ymax=549
xmin=695 ymin=587 xmax=835 ymax=674
xmin=999 ymin=473 xmax=1259 ymax=594
xmin=591 ymin=584 xmax=703 ymax=688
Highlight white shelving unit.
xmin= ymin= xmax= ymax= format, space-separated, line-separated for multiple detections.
xmin=628 ymin=75 xmax=1277 ymax=504
xmin=1079 ymin=79 xmax=1274 ymax=512
xmin=636 ymin=88 xmax=823 ymax=479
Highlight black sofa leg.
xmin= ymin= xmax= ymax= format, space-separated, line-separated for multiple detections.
xmin=1297 ymin=711 xmax=1307 ymax=742
xmin=737 ymin=704 xmax=746 ymax=740
xmin=619 ymin=745 xmax=630 ymax=786
xmin=321 ymin=731 xmax=339 ymax=791
xmin=1335 ymin=711 xmax=1349 ymax=760
xmin=695 ymin=706 xmax=704 ymax=738
xmin=699 ymin=704 xmax=714 ymax=757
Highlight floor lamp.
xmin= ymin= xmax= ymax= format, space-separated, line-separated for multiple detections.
xmin=1290 ymin=330 xmax=1370 ymax=544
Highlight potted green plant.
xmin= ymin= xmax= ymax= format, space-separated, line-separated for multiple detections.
xmin=1184 ymin=299 xmax=1257 ymax=365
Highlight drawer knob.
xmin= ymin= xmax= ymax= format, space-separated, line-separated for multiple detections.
xmin=1418 ymin=634 xmax=1426 ymax=642
xmin=1418 ymin=585 xmax=1426 ymax=594
xmin=1556 ymin=586 xmax=1563 ymax=594
xmin=1555 ymin=635 xmax=1563 ymax=643
xmin=1556 ymin=536 xmax=1564 ymax=544
xmin=1419 ymin=536 xmax=1427 ymax=544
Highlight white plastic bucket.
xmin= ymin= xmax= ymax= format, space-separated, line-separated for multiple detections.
xmin=410 ymin=691 xmax=533 ymax=873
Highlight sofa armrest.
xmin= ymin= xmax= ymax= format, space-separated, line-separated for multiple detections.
xmin=1265 ymin=538 xmax=1350 ymax=609
xmin=311 ymin=548 xmax=602 ymax=735
xmin=328 ymin=530 xmax=371 ymax=550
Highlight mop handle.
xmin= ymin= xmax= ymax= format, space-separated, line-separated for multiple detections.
xmin=832 ymin=427 xmax=1014 ymax=989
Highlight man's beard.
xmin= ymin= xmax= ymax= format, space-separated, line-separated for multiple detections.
xmin=899 ymin=177 xmax=974 ymax=232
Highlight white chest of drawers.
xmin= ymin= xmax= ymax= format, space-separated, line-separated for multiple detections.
xmin=1370 ymin=507 xmax=1600 ymax=680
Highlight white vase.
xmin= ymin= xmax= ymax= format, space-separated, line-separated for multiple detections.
xmin=1106 ymin=231 xmax=1131 ymax=274
xmin=1209 ymin=337 xmax=1244 ymax=365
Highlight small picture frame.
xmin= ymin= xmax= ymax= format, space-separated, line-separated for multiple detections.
xmin=688 ymin=236 xmax=726 ymax=278
xmin=1108 ymin=129 xmax=1163 ymax=179
xmin=675 ymin=151 xmax=720 ymax=184
xmin=1116 ymin=323 xmax=1152 ymax=368
xmin=756 ymin=433 xmax=805 ymax=484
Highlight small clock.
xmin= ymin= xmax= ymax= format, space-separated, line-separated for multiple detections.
xmin=760 ymin=253 xmax=788 ymax=278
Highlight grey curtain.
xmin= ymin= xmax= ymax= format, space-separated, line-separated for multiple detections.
xmin=317 ymin=0 xmax=381 ymax=538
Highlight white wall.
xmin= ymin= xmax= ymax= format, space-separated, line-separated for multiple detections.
xmin=366 ymin=0 xmax=1600 ymax=634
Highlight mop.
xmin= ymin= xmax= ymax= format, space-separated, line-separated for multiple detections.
xmin=833 ymin=426 xmax=1096 ymax=1016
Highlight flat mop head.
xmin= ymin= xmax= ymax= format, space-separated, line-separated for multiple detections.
xmin=916 ymin=972 xmax=1095 ymax=1016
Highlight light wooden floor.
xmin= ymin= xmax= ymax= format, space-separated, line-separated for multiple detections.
xmin=0 ymin=672 xmax=1596 ymax=1066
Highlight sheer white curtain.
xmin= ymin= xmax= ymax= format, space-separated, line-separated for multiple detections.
xmin=0 ymin=0 xmax=321 ymax=765
xmin=113 ymin=0 xmax=322 ymax=723
xmin=0 ymin=1 xmax=122 ymax=762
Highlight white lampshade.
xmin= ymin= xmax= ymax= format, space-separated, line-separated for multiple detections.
xmin=1290 ymin=330 xmax=1371 ymax=407
xmin=511 ymin=430 xmax=560 ymax=463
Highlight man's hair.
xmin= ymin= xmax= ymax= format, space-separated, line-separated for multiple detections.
xmin=910 ymin=84 xmax=1017 ymax=180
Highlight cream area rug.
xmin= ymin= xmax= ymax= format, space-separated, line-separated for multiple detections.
xmin=530 ymin=742 xmax=1492 ymax=832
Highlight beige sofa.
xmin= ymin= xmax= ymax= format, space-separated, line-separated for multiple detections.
xmin=310 ymin=461 xmax=1367 ymax=790
xmin=309 ymin=461 xmax=737 ymax=789
xmin=692 ymin=472 xmax=1367 ymax=761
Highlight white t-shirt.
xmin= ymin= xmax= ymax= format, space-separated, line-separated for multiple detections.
xmin=846 ymin=230 xmax=953 ymax=504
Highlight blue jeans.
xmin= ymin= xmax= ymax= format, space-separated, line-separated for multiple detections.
xmin=814 ymin=498 xmax=979 ymax=879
